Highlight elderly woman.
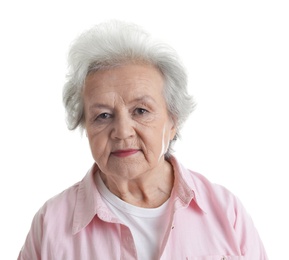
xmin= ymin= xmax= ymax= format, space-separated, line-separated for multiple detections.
xmin=18 ymin=21 xmax=268 ymax=259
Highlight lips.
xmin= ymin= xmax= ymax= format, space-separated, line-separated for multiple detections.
xmin=111 ymin=149 xmax=140 ymax=158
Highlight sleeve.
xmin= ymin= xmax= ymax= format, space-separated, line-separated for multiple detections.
xmin=17 ymin=208 xmax=44 ymax=260
xmin=233 ymin=196 xmax=268 ymax=260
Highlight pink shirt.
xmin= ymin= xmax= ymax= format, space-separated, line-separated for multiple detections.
xmin=18 ymin=157 xmax=268 ymax=259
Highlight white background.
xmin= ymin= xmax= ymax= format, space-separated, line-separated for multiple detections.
xmin=0 ymin=0 xmax=288 ymax=259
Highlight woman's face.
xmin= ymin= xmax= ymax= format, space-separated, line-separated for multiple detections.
xmin=83 ymin=64 xmax=176 ymax=180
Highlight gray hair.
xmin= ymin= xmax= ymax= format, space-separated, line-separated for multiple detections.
xmin=63 ymin=20 xmax=195 ymax=156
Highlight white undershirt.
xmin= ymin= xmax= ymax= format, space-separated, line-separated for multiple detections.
xmin=95 ymin=173 xmax=169 ymax=260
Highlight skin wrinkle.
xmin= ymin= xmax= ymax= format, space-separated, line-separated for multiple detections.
xmin=83 ymin=63 xmax=176 ymax=208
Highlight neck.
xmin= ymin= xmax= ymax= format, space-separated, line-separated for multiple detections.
xmin=98 ymin=160 xmax=174 ymax=208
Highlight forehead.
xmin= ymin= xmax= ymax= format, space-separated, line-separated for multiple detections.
xmin=83 ymin=64 xmax=165 ymax=99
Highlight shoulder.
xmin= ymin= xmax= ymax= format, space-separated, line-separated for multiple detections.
xmin=192 ymin=168 xmax=242 ymax=207
xmin=39 ymin=181 xmax=80 ymax=215
xmin=172 ymin=157 xmax=236 ymax=200
xmin=171 ymin=158 xmax=268 ymax=258
xmin=18 ymin=181 xmax=83 ymax=258
xmin=172 ymin=157 xmax=245 ymax=219
xmin=182 ymin=164 xmax=254 ymax=235
xmin=189 ymin=168 xmax=237 ymax=203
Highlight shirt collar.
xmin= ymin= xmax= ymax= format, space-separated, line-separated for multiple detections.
xmin=72 ymin=164 xmax=120 ymax=235
xmin=72 ymin=156 xmax=208 ymax=234
xmin=168 ymin=156 xmax=208 ymax=213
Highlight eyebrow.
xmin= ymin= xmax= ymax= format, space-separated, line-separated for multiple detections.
xmin=88 ymin=95 xmax=157 ymax=111
xmin=88 ymin=104 xmax=112 ymax=112
xmin=132 ymin=95 xmax=157 ymax=104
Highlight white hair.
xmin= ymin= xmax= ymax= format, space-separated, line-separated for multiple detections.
xmin=63 ymin=20 xmax=195 ymax=156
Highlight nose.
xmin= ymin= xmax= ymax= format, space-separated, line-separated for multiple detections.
xmin=111 ymin=113 xmax=135 ymax=140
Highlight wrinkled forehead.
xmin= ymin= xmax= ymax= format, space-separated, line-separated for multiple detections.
xmin=83 ymin=63 xmax=165 ymax=102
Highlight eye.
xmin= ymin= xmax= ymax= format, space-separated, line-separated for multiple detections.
xmin=134 ymin=108 xmax=148 ymax=115
xmin=95 ymin=112 xmax=112 ymax=121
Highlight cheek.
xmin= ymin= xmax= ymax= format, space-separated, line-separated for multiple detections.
xmin=87 ymin=131 xmax=109 ymax=159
